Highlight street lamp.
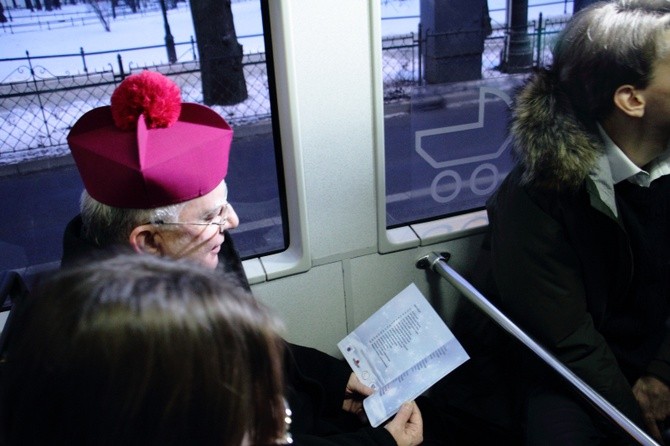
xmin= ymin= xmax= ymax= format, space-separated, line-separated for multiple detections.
xmin=159 ymin=0 xmax=177 ymax=64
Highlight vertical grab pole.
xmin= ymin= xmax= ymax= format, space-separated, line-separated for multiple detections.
xmin=416 ymin=251 xmax=659 ymax=446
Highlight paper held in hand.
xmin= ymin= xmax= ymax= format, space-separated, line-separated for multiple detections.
xmin=337 ymin=283 xmax=469 ymax=428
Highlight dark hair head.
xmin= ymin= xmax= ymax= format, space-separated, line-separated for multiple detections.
xmin=551 ymin=0 xmax=670 ymax=124
xmin=0 ymin=254 xmax=286 ymax=446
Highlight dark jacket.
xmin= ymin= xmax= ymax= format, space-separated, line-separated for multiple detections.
xmin=61 ymin=215 xmax=397 ymax=446
xmin=287 ymin=344 xmax=396 ymax=445
xmin=481 ymin=72 xmax=670 ymax=426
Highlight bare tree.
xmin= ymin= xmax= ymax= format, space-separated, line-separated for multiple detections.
xmin=190 ymin=0 xmax=247 ymax=106
xmin=125 ymin=0 xmax=137 ymax=13
xmin=44 ymin=0 xmax=61 ymax=10
xmin=86 ymin=0 xmax=111 ymax=31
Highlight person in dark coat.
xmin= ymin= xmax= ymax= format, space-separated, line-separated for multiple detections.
xmin=59 ymin=70 xmax=423 ymax=446
xmin=475 ymin=1 xmax=670 ymax=444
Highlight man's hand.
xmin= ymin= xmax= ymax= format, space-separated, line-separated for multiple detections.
xmin=633 ymin=375 xmax=670 ymax=442
xmin=384 ymin=401 xmax=423 ymax=446
xmin=343 ymin=373 xmax=373 ymax=421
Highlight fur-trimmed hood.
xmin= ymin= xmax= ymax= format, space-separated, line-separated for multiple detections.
xmin=511 ymin=70 xmax=606 ymax=191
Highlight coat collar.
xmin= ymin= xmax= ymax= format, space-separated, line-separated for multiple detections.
xmin=587 ymin=154 xmax=618 ymax=220
xmin=511 ymin=71 xmax=604 ymax=191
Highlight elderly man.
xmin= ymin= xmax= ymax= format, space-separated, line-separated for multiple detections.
xmin=61 ymin=70 xmax=424 ymax=446
xmin=63 ymin=70 xmax=243 ymax=280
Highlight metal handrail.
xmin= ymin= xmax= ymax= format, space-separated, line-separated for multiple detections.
xmin=416 ymin=251 xmax=659 ymax=446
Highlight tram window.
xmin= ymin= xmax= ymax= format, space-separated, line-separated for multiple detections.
xmin=226 ymin=1 xmax=287 ymax=260
xmin=382 ymin=0 xmax=570 ymax=228
xmin=0 ymin=0 xmax=286 ymax=274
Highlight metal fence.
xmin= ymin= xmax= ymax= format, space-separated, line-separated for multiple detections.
xmin=1 ymin=2 xmax=166 ymax=33
xmin=0 ymin=14 xmax=568 ymax=165
xmin=382 ymin=14 xmax=568 ymax=101
xmin=0 ymin=51 xmax=270 ymax=164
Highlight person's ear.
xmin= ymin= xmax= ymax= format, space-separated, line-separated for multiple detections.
xmin=129 ymin=225 xmax=163 ymax=256
xmin=613 ymin=84 xmax=645 ymax=118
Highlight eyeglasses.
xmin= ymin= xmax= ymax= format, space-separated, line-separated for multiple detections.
xmin=145 ymin=203 xmax=230 ymax=229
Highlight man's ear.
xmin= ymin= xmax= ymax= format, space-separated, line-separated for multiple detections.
xmin=613 ymin=84 xmax=645 ymax=118
xmin=129 ymin=225 xmax=163 ymax=256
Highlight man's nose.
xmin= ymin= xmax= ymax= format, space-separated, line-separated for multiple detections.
xmin=221 ymin=204 xmax=240 ymax=232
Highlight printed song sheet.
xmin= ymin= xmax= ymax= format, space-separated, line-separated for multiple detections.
xmin=337 ymin=283 xmax=469 ymax=427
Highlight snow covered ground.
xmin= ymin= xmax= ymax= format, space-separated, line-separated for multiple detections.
xmin=0 ymin=0 xmax=573 ymax=82
xmin=0 ymin=0 xmax=572 ymax=164
xmin=0 ymin=1 xmax=263 ymax=82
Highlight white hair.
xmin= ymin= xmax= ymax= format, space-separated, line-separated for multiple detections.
xmin=79 ymin=190 xmax=184 ymax=247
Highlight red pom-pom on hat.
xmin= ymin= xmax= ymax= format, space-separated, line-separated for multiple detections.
xmin=110 ymin=70 xmax=182 ymax=130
